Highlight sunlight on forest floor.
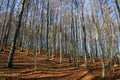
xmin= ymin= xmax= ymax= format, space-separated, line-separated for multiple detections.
xmin=0 ymin=46 xmax=120 ymax=80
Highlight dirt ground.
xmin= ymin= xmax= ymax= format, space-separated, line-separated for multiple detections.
xmin=0 ymin=47 xmax=120 ymax=80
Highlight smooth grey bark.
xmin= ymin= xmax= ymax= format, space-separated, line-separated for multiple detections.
xmin=59 ymin=32 xmax=62 ymax=63
xmin=59 ymin=0 xmax=63 ymax=63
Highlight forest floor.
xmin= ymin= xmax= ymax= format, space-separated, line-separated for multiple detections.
xmin=0 ymin=46 xmax=120 ymax=80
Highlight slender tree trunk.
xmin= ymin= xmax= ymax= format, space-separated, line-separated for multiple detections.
xmin=46 ymin=0 xmax=50 ymax=60
xmin=100 ymin=47 xmax=105 ymax=78
xmin=81 ymin=4 xmax=87 ymax=68
xmin=26 ymin=39 xmax=29 ymax=56
xmin=51 ymin=25 xmax=55 ymax=60
xmin=59 ymin=32 xmax=62 ymax=63
xmin=59 ymin=0 xmax=63 ymax=63
xmin=39 ymin=0 xmax=44 ymax=54
xmin=7 ymin=0 xmax=25 ymax=68
xmin=34 ymin=38 xmax=37 ymax=69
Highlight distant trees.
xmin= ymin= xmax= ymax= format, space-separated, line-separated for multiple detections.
xmin=0 ymin=0 xmax=10 ymax=53
xmin=0 ymin=0 xmax=119 ymax=77
xmin=115 ymin=0 xmax=120 ymax=63
xmin=4 ymin=0 xmax=16 ymax=52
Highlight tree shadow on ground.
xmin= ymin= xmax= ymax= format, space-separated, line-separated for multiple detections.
xmin=0 ymin=72 xmax=72 ymax=80
xmin=13 ymin=64 xmax=34 ymax=69
xmin=76 ymin=72 xmax=89 ymax=80
xmin=92 ymin=76 xmax=120 ymax=80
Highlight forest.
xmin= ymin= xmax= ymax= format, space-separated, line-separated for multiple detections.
xmin=0 ymin=0 xmax=120 ymax=80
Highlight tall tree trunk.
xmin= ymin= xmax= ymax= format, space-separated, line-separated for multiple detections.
xmin=39 ymin=0 xmax=44 ymax=54
xmin=59 ymin=0 xmax=63 ymax=63
xmin=7 ymin=0 xmax=25 ymax=68
xmin=46 ymin=0 xmax=50 ymax=60
xmin=81 ymin=3 xmax=87 ymax=68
